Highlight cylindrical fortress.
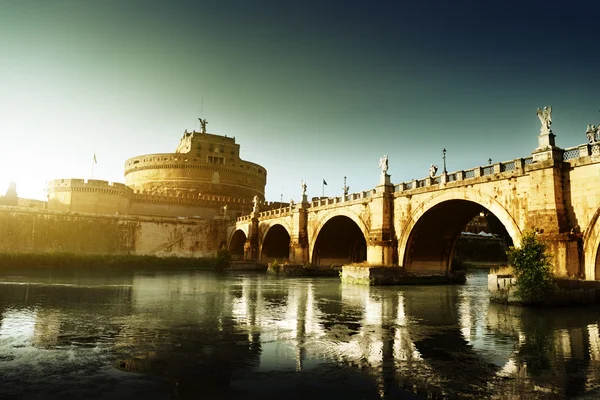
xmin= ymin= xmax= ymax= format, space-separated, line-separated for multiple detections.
xmin=124 ymin=131 xmax=266 ymax=202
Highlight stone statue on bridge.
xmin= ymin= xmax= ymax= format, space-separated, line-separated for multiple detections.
xmin=198 ymin=118 xmax=208 ymax=133
xmin=587 ymin=124 xmax=599 ymax=144
xmin=429 ymin=164 xmax=438 ymax=178
xmin=252 ymin=195 xmax=259 ymax=213
xmin=301 ymin=180 xmax=307 ymax=196
xmin=536 ymin=106 xmax=552 ymax=135
xmin=378 ymin=155 xmax=389 ymax=175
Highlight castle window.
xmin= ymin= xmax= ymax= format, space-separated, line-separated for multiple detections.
xmin=207 ymin=156 xmax=225 ymax=165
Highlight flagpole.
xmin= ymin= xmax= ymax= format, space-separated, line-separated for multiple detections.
xmin=91 ymin=153 xmax=97 ymax=179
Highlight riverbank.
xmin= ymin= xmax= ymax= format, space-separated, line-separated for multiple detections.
xmin=340 ymin=265 xmax=467 ymax=285
xmin=489 ymin=269 xmax=600 ymax=306
xmin=0 ymin=252 xmax=219 ymax=270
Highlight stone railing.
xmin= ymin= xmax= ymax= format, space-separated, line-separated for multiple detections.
xmin=258 ymin=207 xmax=294 ymax=219
xmin=308 ymin=189 xmax=375 ymax=208
xmin=393 ymin=157 xmax=536 ymax=194
xmin=562 ymin=143 xmax=600 ymax=160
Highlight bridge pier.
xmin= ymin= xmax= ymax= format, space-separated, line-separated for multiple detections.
xmin=367 ymin=241 xmax=395 ymax=266
xmin=527 ymin=147 xmax=583 ymax=278
xmin=289 ymin=201 xmax=309 ymax=264
xmin=366 ymin=176 xmax=396 ymax=266
xmin=539 ymin=233 xmax=583 ymax=278
xmin=243 ymin=214 xmax=259 ymax=261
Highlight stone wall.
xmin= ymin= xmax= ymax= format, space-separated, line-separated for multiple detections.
xmin=0 ymin=206 xmax=227 ymax=258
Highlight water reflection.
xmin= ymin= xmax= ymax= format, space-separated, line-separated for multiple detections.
xmin=0 ymin=270 xmax=600 ymax=398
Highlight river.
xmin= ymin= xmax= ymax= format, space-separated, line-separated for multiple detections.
xmin=0 ymin=268 xmax=599 ymax=399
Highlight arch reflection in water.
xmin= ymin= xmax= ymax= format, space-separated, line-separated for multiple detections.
xmin=1 ymin=271 xmax=600 ymax=398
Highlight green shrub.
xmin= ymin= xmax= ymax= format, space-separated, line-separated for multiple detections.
xmin=506 ymin=231 xmax=556 ymax=304
xmin=215 ymin=247 xmax=231 ymax=270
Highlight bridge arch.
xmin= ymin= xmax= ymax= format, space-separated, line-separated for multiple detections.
xmin=259 ymin=223 xmax=291 ymax=263
xmin=228 ymin=229 xmax=247 ymax=260
xmin=310 ymin=210 xmax=369 ymax=266
xmin=398 ymin=190 xmax=522 ymax=272
xmin=582 ymin=207 xmax=600 ymax=280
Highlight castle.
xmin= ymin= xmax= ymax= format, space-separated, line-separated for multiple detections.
xmin=47 ymin=123 xmax=267 ymax=219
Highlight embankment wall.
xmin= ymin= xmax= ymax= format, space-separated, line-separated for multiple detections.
xmin=0 ymin=206 xmax=227 ymax=258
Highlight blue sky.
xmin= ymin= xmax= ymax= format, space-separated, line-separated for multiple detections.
xmin=1 ymin=0 xmax=599 ymax=201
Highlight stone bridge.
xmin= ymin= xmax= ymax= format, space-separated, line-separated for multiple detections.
xmin=228 ymin=124 xmax=600 ymax=280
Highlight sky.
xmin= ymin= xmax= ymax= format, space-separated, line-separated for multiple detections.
xmin=1 ymin=0 xmax=599 ymax=202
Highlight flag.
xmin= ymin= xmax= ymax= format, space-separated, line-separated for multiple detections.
xmin=323 ymin=179 xmax=327 ymax=185
xmin=93 ymin=153 xmax=97 ymax=164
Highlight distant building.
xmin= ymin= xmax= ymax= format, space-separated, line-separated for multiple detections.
xmin=47 ymin=126 xmax=267 ymax=218
xmin=463 ymin=213 xmax=489 ymax=234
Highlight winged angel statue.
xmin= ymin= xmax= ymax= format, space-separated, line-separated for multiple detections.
xmin=378 ymin=155 xmax=388 ymax=175
xmin=536 ymin=106 xmax=552 ymax=134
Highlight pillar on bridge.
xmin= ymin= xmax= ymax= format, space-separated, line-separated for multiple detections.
xmin=289 ymin=199 xmax=309 ymax=264
xmin=243 ymin=214 xmax=259 ymax=261
xmin=528 ymin=128 xmax=583 ymax=278
xmin=367 ymin=173 xmax=396 ymax=266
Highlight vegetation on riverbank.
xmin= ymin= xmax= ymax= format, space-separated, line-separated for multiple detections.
xmin=492 ymin=231 xmax=596 ymax=306
xmin=507 ymin=230 xmax=557 ymax=304
xmin=0 ymin=251 xmax=220 ymax=270
xmin=266 ymin=260 xmax=339 ymax=276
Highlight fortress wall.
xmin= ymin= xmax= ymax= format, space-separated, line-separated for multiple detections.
xmin=48 ymin=179 xmax=133 ymax=215
xmin=124 ymin=161 xmax=266 ymax=200
xmin=0 ymin=207 xmax=227 ymax=258
xmin=128 ymin=202 xmax=218 ymax=218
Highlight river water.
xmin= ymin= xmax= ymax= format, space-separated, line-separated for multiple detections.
xmin=0 ymin=268 xmax=599 ymax=399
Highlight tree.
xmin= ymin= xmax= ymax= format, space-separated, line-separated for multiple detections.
xmin=507 ymin=231 xmax=556 ymax=304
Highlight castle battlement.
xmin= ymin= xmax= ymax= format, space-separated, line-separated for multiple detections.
xmin=49 ymin=179 xmax=132 ymax=192
xmin=47 ymin=122 xmax=265 ymax=219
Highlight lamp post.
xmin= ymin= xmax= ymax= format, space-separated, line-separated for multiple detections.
xmin=443 ymin=148 xmax=447 ymax=173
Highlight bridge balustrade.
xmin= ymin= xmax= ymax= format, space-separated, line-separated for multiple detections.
xmin=464 ymin=169 xmax=475 ymax=179
xmin=501 ymin=161 xmax=515 ymax=171
xmin=482 ymin=165 xmax=494 ymax=176
xmin=563 ymin=147 xmax=580 ymax=160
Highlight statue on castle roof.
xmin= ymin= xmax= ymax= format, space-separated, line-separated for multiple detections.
xmin=536 ymin=106 xmax=552 ymax=135
xmin=198 ymin=118 xmax=208 ymax=133
xmin=378 ymin=155 xmax=389 ymax=175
